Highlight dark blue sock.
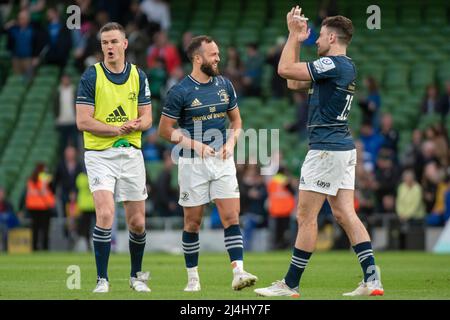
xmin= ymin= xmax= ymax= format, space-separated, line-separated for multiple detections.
xmin=284 ymin=247 xmax=312 ymax=289
xmin=129 ymin=231 xmax=146 ymax=277
xmin=224 ymin=224 xmax=243 ymax=262
xmin=182 ymin=231 xmax=199 ymax=268
xmin=353 ymin=241 xmax=378 ymax=282
xmin=93 ymin=226 xmax=112 ymax=280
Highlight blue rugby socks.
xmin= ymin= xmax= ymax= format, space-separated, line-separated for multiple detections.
xmin=129 ymin=231 xmax=146 ymax=277
xmin=93 ymin=226 xmax=112 ymax=280
xmin=284 ymin=247 xmax=312 ymax=289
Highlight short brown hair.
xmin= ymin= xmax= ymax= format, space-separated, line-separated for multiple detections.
xmin=321 ymin=15 xmax=353 ymax=45
xmin=186 ymin=35 xmax=215 ymax=62
xmin=100 ymin=22 xmax=126 ymax=37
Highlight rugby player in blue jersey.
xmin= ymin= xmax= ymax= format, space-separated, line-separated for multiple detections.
xmin=158 ymin=36 xmax=258 ymax=292
xmin=255 ymin=7 xmax=384 ymax=297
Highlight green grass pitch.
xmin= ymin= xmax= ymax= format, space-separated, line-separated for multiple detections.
xmin=0 ymin=251 xmax=449 ymax=300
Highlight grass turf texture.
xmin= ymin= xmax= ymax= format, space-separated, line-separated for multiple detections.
xmin=0 ymin=251 xmax=449 ymax=300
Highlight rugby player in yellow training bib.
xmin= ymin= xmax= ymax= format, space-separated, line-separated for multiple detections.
xmin=76 ymin=22 xmax=152 ymax=293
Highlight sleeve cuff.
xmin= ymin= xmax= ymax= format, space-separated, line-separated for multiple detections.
xmin=76 ymin=101 xmax=95 ymax=106
xmin=161 ymin=112 xmax=180 ymax=119
xmin=306 ymin=63 xmax=315 ymax=82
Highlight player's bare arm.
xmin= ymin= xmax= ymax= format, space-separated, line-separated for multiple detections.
xmin=76 ymin=104 xmax=121 ymax=136
xmin=218 ymin=107 xmax=242 ymax=159
xmin=158 ymin=115 xmax=215 ymax=157
xmin=278 ymin=6 xmax=312 ymax=82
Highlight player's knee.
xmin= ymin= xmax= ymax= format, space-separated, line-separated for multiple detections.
xmin=184 ymin=219 xmax=202 ymax=232
xmin=96 ymin=208 xmax=114 ymax=226
xmin=128 ymin=216 xmax=145 ymax=234
xmin=221 ymin=215 xmax=239 ymax=228
xmin=296 ymin=210 xmax=317 ymax=228
xmin=333 ymin=210 xmax=351 ymax=227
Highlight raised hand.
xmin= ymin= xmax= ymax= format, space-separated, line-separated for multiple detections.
xmin=287 ymin=6 xmax=311 ymax=42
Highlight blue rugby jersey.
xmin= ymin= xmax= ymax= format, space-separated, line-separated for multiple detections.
xmin=162 ymin=75 xmax=238 ymax=155
xmin=305 ymin=55 xmax=356 ymax=151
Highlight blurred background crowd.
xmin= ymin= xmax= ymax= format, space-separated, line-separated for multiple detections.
xmin=0 ymin=0 xmax=449 ymax=252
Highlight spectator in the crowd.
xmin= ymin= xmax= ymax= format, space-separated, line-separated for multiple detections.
xmin=266 ymin=37 xmax=287 ymax=98
xmin=438 ymin=80 xmax=450 ymax=119
xmin=358 ymin=76 xmax=381 ymax=130
xmin=25 ymin=163 xmax=55 ymax=251
xmin=178 ymin=31 xmax=193 ymax=65
xmin=416 ymin=140 xmax=440 ymax=181
xmin=420 ymin=84 xmax=440 ymax=115
xmin=223 ymin=46 xmax=244 ymax=96
xmin=374 ymin=148 xmax=400 ymax=211
xmin=146 ymin=31 xmax=181 ymax=75
xmin=56 ymin=74 xmax=78 ymax=152
xmin=140 ymin=0 xmax=171 ymax=33
xmin=429 ymin=123 xmax=449 ymax=168
xmin=380 ymin=194 xmax=396 ymax=214
xmin=142 ymin=128 xmax=165 ymax=162
xmin=53 ymin=145 xmax=83 ymax=217
xmin=5 ymin=9 xmax=37 ymax=77
xmin=426 ymin=173 xmax=450 ymax=226
xmin=124 ymin=0 xmax=149 ymax=31
xmin=125 ymin=21 xmax=150 ymax=69
xmin=356 ymin=170 xmax=377 ymax=215
xmin=421 ymin=162 xmax=442 ymax=214
xmin=20 ymin=0 xmax=46 ymax=23
xmin=153 ymin=151 xmax=181 ymax=217
xmin=242 ymin=43 xmax=264 ymax=97
xmin=96 ymin=0 xmax=130 ymax=26
xmin=147 ymin=57 xmax=167 ymax=99
xmin=266 ymin=167 xmax=296 ymax=250
xmin=0 ymin=187 xmax=20 ymax=251
xmin=396 ymin=170 xmax=425 ymax=222
xmin=240 ymin=164 xmax=268 ymax=251
xmin=379 ymin=113 xmax=399 ymax=155
xmin=74 ymin=22 xmax=101 ymax=72
xmin=166 ymin=65 xmax=185 ymax=92
xmin=355 ymin=139 xmax=375 ymax=173
xmin=75 ymin=169 xmax=95 ymax=251
xmin=43 ymin=6 xmax=72 ymax=68
xmin=359 ymin=123 xmax=384 ymax=169
xmin=395 ymin=169 xmax=426 ymax=249
xmin=65 ymin=191 xmax=80 ymax=250
xmin=285 ymin=91 xmax=309 ymax=138
xmin=401 ymin=129 xmax=423 ymax=176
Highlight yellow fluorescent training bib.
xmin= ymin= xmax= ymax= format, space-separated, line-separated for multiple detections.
xmin=83 ymin=63 xmax=142 ymax=150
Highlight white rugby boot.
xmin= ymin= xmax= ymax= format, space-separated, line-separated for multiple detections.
xmin=343 ymin=280 xmax=384 ymax=296
xmin=130 ymin=271 xmax=151 ymax=292
xmin=254 ymin=279 xmax=300 ymax=297
xmin=184 ymin=277 xmax=201 ymax=292
xmin=232 ymin=270 xmax=258 ymax=290
xmin=93 ymin=278 xmax=109 ymax=293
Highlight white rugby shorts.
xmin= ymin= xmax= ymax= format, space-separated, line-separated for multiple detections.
xmin=84 ymin=147 xmax=148 ymax=202
xmin=299 ymin=149 xmax=356 ymax=196
xmin=178 ymin=156 xmax=240 ymax=207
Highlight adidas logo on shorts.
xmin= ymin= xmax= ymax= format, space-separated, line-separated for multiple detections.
xmin=106 ymin=106 xmax=129 ymax=123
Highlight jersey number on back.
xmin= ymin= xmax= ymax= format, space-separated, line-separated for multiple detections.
xmin=337 ymin=94 xmax=353 ymax=121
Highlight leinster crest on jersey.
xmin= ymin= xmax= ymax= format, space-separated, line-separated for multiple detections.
xmin=218 ymin=89 xmax=229 ymax=103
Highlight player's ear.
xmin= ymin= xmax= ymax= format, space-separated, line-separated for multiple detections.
xmin=123 ymin=38 xmax=128 ymax=50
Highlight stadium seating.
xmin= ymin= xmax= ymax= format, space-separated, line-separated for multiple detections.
xmin=0 ymin=65 xmax=59 ymax=210
xmin=1 ymin=0 xmax=448 ymax=197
